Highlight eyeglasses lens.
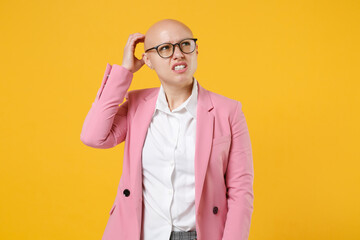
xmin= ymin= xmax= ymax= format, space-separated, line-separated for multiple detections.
xmin=179 ymin=39 xmax=195 ymax=53
xmin=158 ymin=39 xmax=196 ymax=58
xmin=158 ymin=43 xmax=173 ymax=58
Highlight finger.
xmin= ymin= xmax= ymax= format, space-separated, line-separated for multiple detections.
xmin=125 ymin=33 xmax=145 ymax=52
xmin=134 ymin=37 xmax=145 ymax=45
xmin=130 ymin=36 xmax=145 ymax=50
xmin=125 ymin=33 xmax=141 ymax=46
xmin=136 ymin=36 xmax=145 ymax=43
xmin=134 ymin=57 xmax=145 ymax=70
xmin=132 ymin=35 xmax=145 ymax=44
xmin=133 ymin=32 xmax=145 ymax=36
xmin=139 ymin=57 xmax=145 ymax=65
xmin=129 ymin=33 xmax=144 ymax=41
xmin=126 ymin=33 xmax=135 ymax=45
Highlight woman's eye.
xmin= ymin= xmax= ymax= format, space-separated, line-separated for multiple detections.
xmin=160 ymin=45 xmax=170 ymax=51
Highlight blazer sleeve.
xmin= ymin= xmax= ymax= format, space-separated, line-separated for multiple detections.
xmin=80 ymin=63 xmax=133 ymax=149
xmin=222 ymin=101 xmax=254 ymax=240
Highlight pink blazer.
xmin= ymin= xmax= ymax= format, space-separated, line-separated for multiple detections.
xmin=80 ymin=63 xmax=254 ymax=240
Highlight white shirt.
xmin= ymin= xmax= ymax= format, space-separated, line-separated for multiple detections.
xmin=140 ymin=77 xmax=198 ymax=240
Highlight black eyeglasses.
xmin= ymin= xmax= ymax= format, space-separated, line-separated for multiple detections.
xmin=145 ymin=38 xmax=198 ymax=58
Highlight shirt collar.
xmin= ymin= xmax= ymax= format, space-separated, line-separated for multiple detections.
xmin=154 ymin=77 xmax=198 ymax=118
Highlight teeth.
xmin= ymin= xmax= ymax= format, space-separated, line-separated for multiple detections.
xmin=174 ymin=65 xmax=186 ymax=70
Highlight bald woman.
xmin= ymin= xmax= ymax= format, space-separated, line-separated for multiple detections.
xmin=80 ymin=19 xmax=254 ymax=240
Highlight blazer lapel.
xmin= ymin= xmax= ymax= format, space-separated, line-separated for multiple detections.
xmin=193 ymin=81 xmax=214 ymax=215
xmin=129 ymin=88 xmax=159 ymax=235
xmin=130 ymin=80 xmax=214 ymax=229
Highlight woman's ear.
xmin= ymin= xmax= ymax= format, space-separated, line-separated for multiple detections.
xmin=142 ymin=53 xmax=153 ymax=69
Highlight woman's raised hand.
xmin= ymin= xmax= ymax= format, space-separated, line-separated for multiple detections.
xmin=121 ymin=33 xmax=145 ymax=73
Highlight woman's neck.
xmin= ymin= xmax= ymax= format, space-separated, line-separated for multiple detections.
xmin=161 ymin=77 xmax=194 ymax=112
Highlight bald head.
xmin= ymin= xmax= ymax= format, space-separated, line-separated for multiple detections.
xmin=144 ymin=19 xmax=193 ymax=50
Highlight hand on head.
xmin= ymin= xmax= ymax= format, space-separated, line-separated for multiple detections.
xmin=121 ymin=33 xmax=146 ymax=73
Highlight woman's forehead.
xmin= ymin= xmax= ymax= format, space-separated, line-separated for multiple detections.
xmin=146 ymin=32 xmax=193 ymax=48
xmin=144 ymin=20 xmax=193 ymax=48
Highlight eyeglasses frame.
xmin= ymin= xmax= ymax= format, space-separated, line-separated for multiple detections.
xmin=144 ymin=38 xmax=198 ymax=59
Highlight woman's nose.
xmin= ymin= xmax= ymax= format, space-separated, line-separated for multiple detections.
xmin=172 ymin=44 xmax=184 ymax=59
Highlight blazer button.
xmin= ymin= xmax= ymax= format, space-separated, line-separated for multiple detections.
xmin=123 ymin=189 xmax=130 ymax=197
xmin=213 ymin=206 xmax=218 ymax=214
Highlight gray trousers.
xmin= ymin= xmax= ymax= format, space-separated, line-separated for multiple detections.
xmin=169 ymin=230 xmax=197 ymax=240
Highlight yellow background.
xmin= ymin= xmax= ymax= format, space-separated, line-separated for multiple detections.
xmin=1 ymin=0 xmax=359 ymax=239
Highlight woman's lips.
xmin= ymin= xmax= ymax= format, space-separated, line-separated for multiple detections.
xmin=172 ymin=65 xmax=188 ymax=73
